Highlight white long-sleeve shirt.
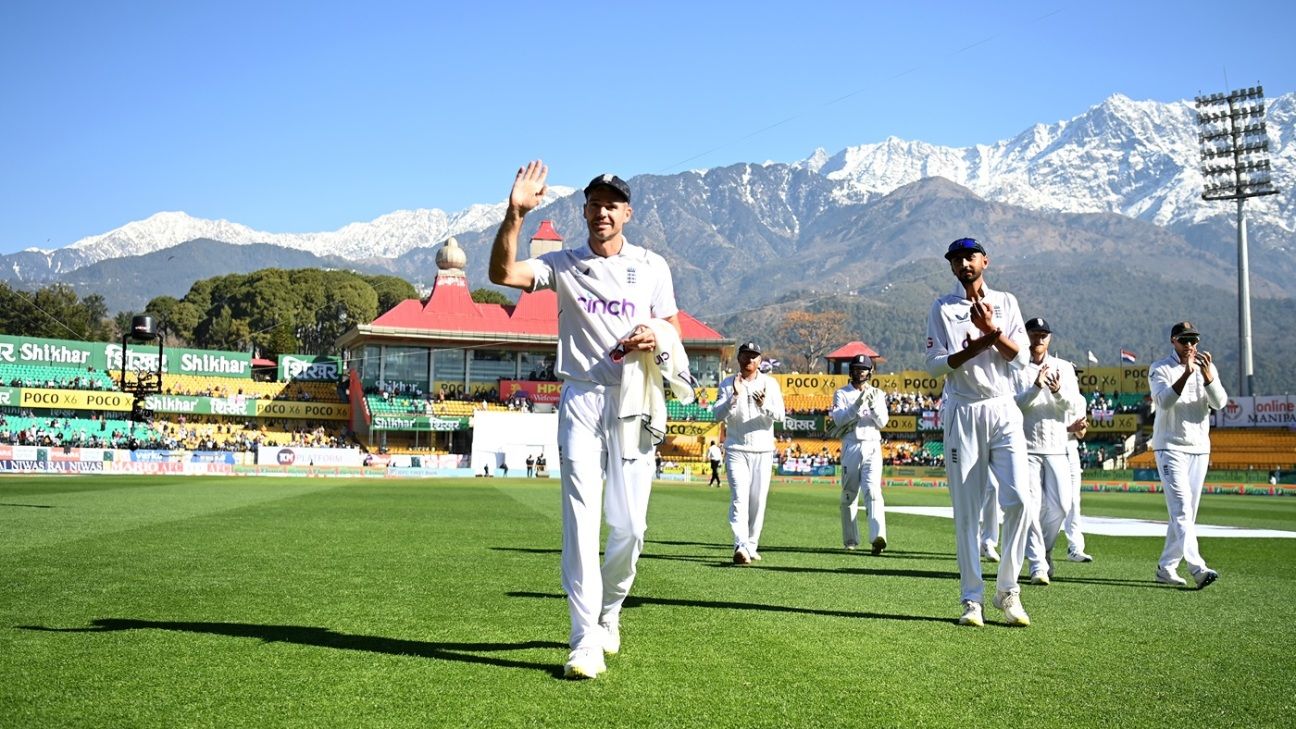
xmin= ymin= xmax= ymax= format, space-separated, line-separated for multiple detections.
xmin=1149 ymin=350 xmax=1228 ymax=452
xmin=1013 ymin=355 xmax=1086 ymax=455
xmin=713 ymin=372 xmax=784 ymax=453
xmin=828 ymin=383 xmax=889 ymax=445
xmin=925 ymin=282 xmax=1029 ymax=403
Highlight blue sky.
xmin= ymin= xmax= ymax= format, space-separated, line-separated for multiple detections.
xmin=1 ymin=0 xmax=1292 ymax=254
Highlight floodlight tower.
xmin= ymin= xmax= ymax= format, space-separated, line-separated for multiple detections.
xmin=1194 ymin=84 xmax=1279 ymax=397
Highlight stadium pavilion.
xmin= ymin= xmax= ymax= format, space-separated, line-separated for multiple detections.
xmin=335 ymin=222 xmax=733 ymax=452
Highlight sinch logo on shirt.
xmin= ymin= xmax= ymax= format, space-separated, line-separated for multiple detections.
xmin=577 ymin=295 xmax=637 ymax=317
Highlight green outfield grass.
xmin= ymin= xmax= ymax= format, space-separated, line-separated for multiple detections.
xmin=2 ymin=475 xmax=1294 ymax=728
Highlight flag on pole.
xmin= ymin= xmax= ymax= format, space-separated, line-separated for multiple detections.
xmin=1120 ymin=349 xmax=1137 ymax=364
xmin=1087 ymin=351 xmax=1099 ymax=364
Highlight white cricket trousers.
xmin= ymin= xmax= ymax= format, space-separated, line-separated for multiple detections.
xmin=1062 ymin=443 xmax=1086 ymax=553
xmin=840 ymin=440 xmax=886 ymax=547
xmin=1023 ymin=452 xmax=1071 ymax=573
xmin=944 ymin=395 xmax=1032 ymax=604
xmin=558 ymin=380 xmax=655 ymax=651
xmin=726 ymin=449 xmax=773 ymax=557
xmin=981 ymin=475 xmax=1001 ymax=552
xmin=1155 ymin=449 xmax=1210 ymax=574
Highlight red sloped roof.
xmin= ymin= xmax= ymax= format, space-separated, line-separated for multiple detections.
xmin=532 ymin=219 xmax=564 ymax=241
xmin=826 ymin=341 xmax=882 ymax=359
xmin=368 ymin=278 xmax=725 ymax=342
xmin=678 ymin=311 xmax=724 ymax=341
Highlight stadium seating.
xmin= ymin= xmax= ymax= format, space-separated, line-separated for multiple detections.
xmin=0 ymin=363 xmax=116 ymax=390
xmin=1206 ymin=429 xmax=1296 ymax=469
xmin=666 ymin=401 xmax=715 ymax=421
xmin=784 ymin=394 xmax=832 ymax=414
xmin=1127 ymin=429 xmax=1296 ymax=470
xmin=1 ymin=415 xmax=161 ymax=444
xmin=365 ymin=395 xmax=509 ymax=418
xmin=779 ymin=438 xmax=838 ymax=460
xmin=119 ymin=372 xmax=344 ymax=402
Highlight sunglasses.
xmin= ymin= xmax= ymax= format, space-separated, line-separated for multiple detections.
xmin=1176 ymin=336 xmax=1200 ymax=345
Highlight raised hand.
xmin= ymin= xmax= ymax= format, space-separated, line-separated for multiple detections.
xmin=509 ymin=161 xmax=548 ymax=214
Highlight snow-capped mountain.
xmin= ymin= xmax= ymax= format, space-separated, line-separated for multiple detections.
xmin=800 ymin=93 xmax=1294 ymax=234
xmin=42 ymin=187 xmax=577 ymax=266
xmin=5 ymin=92 xmax=1294 ymax=290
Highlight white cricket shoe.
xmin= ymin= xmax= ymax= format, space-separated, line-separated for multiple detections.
xmin=993 ymin=590 xmax=1031 ymax=627
xmin=1029 ymin=570 xmax=1051 ymax=586
xmin=563 ymin=646 xmax=606 ymax=680
xmin=599 ymin=618 xmax=620 ymax=655
xmin=1067 ymin=548 xmax=1094 ymax=563
xmin=750 ymin=550 xmax=763 ymax=561
xmin=1192 ymin=568 xmax=1219 ymax=590
xmin=1155 ymin=566 xmax=1188 ymax=587
xmin=981 ymin=544 xmax=1001 ymax=562
xmin=958 ymin=600 xmax=984 ymax=627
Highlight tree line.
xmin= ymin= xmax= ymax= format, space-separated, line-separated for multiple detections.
xmin=0 ymin=271 xmax=418 ymax=357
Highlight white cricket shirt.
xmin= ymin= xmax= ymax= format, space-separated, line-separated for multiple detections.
xmin=1149 ymin=350 xmax=1227 ymax=452
xmin=1013 ymin=355 xmax=1086 ymax=454
xmin=925 ymin=282 xmax=1029 ymax=402
xmin=713 ymin=372 xmax=785 ymax=453
xmin=527 ymin=240 xmax=678 ymax=387
xmin=829 ymin=383 xmax=889 ymax=445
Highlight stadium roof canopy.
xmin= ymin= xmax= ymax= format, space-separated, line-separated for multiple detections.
xmin=336 ymin=225 xmax=731 ymax=351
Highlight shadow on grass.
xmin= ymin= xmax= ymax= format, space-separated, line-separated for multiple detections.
xmin=495 ymin=545 xmax=958 ymax=570
xmin=761 ymin=546 xmax=958 ymax=561
xmin=507 ymin=591 xmax=954 ymax=625
xmin=748 ymin=563 xmax=962 ymax=580
xmin=644 ymin=538 xmax=731 ymax=550
xmin=0 ymin=503 xmax=54 ymax=508
xmin=20 ymin=619 xmax=567 ymax=676
xmin=491 ymin=546 xmax=559 ymax=555
xmin=1046 ymin=576 xmax=1168 ymax=589
xmin=647 ymin=540 xmax=956 ymax=560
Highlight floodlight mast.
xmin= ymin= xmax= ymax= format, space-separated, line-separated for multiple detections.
xmin=1194 ymin=84 xmax=1279 ymax=397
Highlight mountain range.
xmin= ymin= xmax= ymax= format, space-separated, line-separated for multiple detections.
xmin=3 ymin=92 xmax=1295 ymax=391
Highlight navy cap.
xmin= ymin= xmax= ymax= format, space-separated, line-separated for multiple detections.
xmin=738 ymin=341 xmax=762 ymax=356
xmin=1170 ymin=321 xmax=1199 ymax=339
xmin=584 ymin=174 xmax=631 ymax=203
xmin=1025 ymin=317 xmax=1052 ymax=333
xmin=944 ymin=237 xmax=987 ymax=260
xmin=848 ymin=354 xmax=873 ymax=370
